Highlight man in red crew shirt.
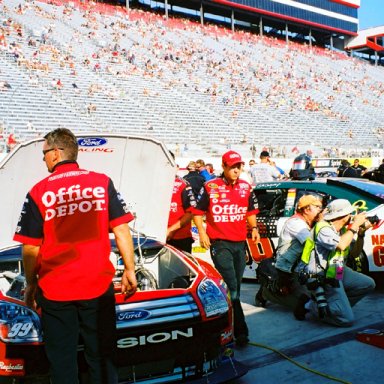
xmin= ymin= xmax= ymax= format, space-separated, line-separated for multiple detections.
xmin=166 ymin=151 xmax=196 ymax=253
xmin=193 ymin=150 xmax=260 ymax=347
xmin=13 ymin=128 xmax=137 ymax=383
xmin=167 ymin=174 xmax=196 ymax=253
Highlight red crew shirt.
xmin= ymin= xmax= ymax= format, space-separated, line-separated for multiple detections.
xmin=13 ymin=162 xmax=134 ymax=301
xmin=192 ymin=176 xmax=259 ymax=242
xmin=167 ymin=176 xmax=196 ymax=240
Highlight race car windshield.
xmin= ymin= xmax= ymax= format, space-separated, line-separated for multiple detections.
xmin=341 ymin=179 xmax=384 ymax=200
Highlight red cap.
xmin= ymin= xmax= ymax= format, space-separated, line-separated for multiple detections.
xmin=222 ymin=150 xmax=244 ymax=167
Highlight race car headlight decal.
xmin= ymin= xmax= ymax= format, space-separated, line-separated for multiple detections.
xmin=197 ymin=279 xmax=229 ymax=318
xmin=0 ymin=301 xmax=42 ymax=343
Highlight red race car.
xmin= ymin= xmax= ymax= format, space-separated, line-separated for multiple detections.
xmin=0 ymin=135 xmax=247 ymax=383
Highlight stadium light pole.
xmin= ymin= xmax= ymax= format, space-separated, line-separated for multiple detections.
xmin=165 ymin=0 xmax=168 ymax=20
xmin=309 ymin=28 xmax=312 ymax=49
xmin=126 ymin=0 xmax=129 ymax=11
xmin=285 ymin=23 xmax=289 ymax=44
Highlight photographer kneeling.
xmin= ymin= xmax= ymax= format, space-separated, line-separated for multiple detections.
xmin=297 ymin=199 xmax=376 ymax=327
xmin=260 ymin=195 xmax=323 ymax=314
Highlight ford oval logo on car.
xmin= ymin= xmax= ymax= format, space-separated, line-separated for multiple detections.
xmin=117 ymin=310 xmax=151 ymax=322
xmin=78 ymin=137 xmax=107 ymax=147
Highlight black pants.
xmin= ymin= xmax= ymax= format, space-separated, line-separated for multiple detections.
xmin=37 ymin=284 xmax=117 ymax=384
xmin=210 ymin=240 xmax=248 ymax=338
xmin=167 ymin=237 xmax=193 ymax=253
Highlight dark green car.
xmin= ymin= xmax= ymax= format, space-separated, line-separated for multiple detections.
xmin=244 ymin=178 xmax=384 ymax=278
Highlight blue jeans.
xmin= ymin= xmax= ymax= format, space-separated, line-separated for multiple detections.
xmin=307 ymin=267 xmax=375 ymax=327
xmin=37 ymin=284 xmax=118 ymax=383
xmin=210 ymin=240 xmax=248 ymax=338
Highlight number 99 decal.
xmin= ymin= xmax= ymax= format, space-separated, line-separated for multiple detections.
xmin=8 ymin=322 xmax=33 ymax=338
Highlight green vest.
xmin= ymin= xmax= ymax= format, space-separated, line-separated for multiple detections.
xmin=301 ymin=221 xmax=349 ymax=279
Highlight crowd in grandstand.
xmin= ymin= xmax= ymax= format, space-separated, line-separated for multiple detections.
xmin=0 ymin=0 xmax=383 ymax=156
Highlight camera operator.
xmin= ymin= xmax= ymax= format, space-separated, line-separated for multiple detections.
xmin=297 ymin=199 xmax=376 ymax=327
xmin=260 ymin=195 xmax=323 ymax=316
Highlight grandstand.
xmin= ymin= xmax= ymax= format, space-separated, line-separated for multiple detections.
xmin=0 ymin=0 xmax=383 ymax=158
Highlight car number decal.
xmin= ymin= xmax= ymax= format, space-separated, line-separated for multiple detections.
xmin=372 ymin=229 xmax=384 ymax=267
xmin=8 ymin=323 xmax=33 ymax=338
xmin=246 ymin=238 xmax=275 ymax=263
xmin=352 ymin=200 xmax=368 ymax=211
xmin=372 ymin=246 xmax=384 ymax=267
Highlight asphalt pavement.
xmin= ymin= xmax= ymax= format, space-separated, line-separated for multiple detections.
xmin=231 ymin=280 xmax=384 ymax=384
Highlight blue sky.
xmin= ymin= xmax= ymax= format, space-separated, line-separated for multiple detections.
xmin=358 ymin=0 xmax=384 ymax=29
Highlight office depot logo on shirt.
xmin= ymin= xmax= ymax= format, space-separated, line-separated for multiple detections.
xmin=211 ymin=204 xmax=247 ymax=223
xmin=41 ymin=184 xmax=106 ymax=220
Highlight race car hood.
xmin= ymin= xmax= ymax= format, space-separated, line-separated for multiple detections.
xmin=0 ymin=134 xmax=176 ymax=248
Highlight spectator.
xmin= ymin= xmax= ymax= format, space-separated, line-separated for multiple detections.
xmin=7 ymin=133 xmax=17 ymax=151
xmin=0 ymin=80 xmax=12 ymax=89
xmin=250 ymin=143 xmax=257 ymax=158
xmin=337 ymin=160 xmax=351 ymax=177
xmin=183 ymin=160 xmax=205 ymax=198
xmin=193 ymin=150 xmax=260 ymax=347
xmin=26 ymin=120 xmax=34 ymax=131
xmin=351 ymin=159 xmax=367 ymax=177
xmin=87 ymin=103 xmax=97 ymax=114
xmin=13 ymin=128 xmax=137 ymax=383
xmin=338 ymin=160 xmax=359 ymax=178
xmin=72 ymin=82 xmax=80 ymax=94
xmin=247 ymin=159 xmax=256 ymax=183
xmin=196 ymin=159 xmax=215 ymax=181
xmin=250 ymin=151 xmax=281 ymax=184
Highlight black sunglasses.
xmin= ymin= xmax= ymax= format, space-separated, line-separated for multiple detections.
xmin=42 ymin=147 xmax=64 ymax=156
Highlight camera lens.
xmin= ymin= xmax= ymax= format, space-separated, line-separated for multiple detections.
xmin=314 ymin=286 xmax=328 ymax=318
xmin=306 ymin=277 xmax=319 ymax=291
